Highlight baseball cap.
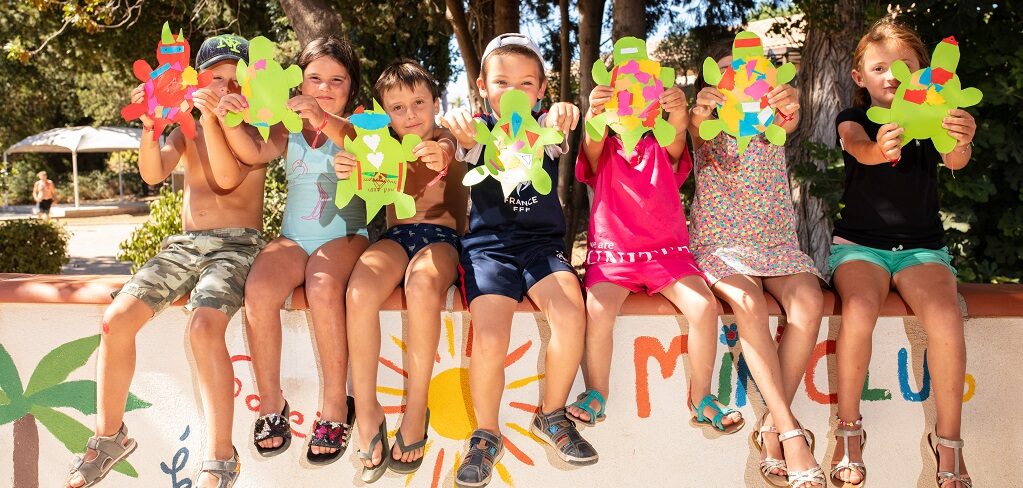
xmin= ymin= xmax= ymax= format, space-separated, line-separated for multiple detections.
xmin=480 ymin=33 xmax=544 ymax=69
xmin=195 ymin=34 xmax=249 ymax=69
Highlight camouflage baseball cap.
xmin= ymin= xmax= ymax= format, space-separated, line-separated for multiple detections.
xmin=195 ymin=34 xmax=249 ymax=69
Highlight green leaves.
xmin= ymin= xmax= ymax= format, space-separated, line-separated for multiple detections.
xmin=0 ymin=343 xmax=25 ymax=401
xmin=31 ymin=405 xmax=140 ymax=477
xmin=24 ymin=335 xmax=100 ymax=397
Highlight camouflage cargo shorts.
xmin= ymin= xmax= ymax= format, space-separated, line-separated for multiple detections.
xmin=116 ymin=228 xmax=266 ymax=317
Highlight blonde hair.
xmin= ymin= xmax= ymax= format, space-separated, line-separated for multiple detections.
xmin=852 ymin=19 xmax=930 ymax=108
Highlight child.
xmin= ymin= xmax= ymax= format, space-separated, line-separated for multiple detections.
xmin=689 ymin=40 xmax=825 ymax=488
xmin=214 ymin=36 xmax=366 ymax=465
xmin=565 ymin=73 xmax=744 ymax=437
xmin=829 ymin=20 xmax=975 ymax=488
xmin=442 ymin=33 xmax=593 ymax=487
xmin=32 ymin=171 xmax=56 ymax=221
xmin=343 ymin=59 xmax=467 ymax=481
xmin=65 ymin=34 xmax=261 ymax=488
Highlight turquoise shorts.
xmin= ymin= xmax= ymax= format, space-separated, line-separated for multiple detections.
xmin=828 ymin=244 xmax=956 ymax=278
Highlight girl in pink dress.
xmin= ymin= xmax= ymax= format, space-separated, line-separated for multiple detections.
xmin=565 ymin=82 xmax=745 ymax=441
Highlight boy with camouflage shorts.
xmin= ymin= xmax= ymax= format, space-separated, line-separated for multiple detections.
xmin=65 ymin=34 xmax=267 ymax=488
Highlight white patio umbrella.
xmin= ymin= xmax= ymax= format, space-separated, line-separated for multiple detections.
xmin=3 ymin=126 xmax=146 ymax=208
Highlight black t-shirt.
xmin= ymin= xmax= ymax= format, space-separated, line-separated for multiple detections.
xmin=833 ymin=107 xmax=945 ymax=250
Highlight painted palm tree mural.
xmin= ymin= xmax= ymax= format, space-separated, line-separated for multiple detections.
xmin=0 ymin=335 xmax=150 ymax=487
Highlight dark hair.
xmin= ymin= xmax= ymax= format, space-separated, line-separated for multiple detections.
xmin=694 ymin=38 xmax=734 ymax=93
xmin=373 ymin=59 xmax=441 ymax=102
xmin=480 ymin=44 xmax=546 ymax=83
xmin=297 ymin=36 xmax=362 ymax=113
xmin=852 ymin=19 xmax=929 ymax=108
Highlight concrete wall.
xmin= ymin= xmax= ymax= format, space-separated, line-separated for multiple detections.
xmin=1 ymin=298 xmax=1018 ymax=487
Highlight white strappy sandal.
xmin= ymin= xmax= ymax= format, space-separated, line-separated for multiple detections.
xmin=778 ymin=427 xmax=825 ymax=488
xmin=830 ymin=416 xmax=867 ymax=487
xmin=929 ymin=430 xmax=973 ymax=488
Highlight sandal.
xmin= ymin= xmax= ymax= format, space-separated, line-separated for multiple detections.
xmin=65 ymin=423 xmax=137 ymax=488
xmin=306 ymin=395 xmax=355 ymax=466
xmin=752 ymin=413 xmax=788 ymax=487
xmin=358 ymin=416 xmax=390 ymax=483
xmin=928 ymin=429 xmax=973 ymax=488
xmin=389 ymin=408 xmax=431 ymax=474
xmin=196 ymin=446 xmax=241 ymax=488
xmin=830 ymin=416 xmax=867 ymax=487
xmin=530 ymin=406 xmax=599 ymax=465
xmin=455 ymin=429 xmax=504 ymax=488
xmin=779 ymin=428 xmax=825 ymax=488
xmin=253 ymin=400 xmax=292 ymax=457
xmin=690 ymin=393 xmax=745 ymax=434
xmin=566 ymin=388 xmax=607 ymax=427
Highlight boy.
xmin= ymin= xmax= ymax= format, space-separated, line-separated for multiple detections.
xmin=343 ymin=59 xmax=467 ymax=480
xmin=442 ymin=33 xmax=594 ymax=488
xmin=65 ymin=34 xmax=262 ymax=488
xmin=32 ymin=171 xmax=56 ymax=220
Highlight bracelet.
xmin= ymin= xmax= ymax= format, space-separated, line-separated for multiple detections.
xmin=427 ymin=162 xmax=449 ymax=187
xmin=142 ymin=125 xmax=154 ymax=132
xmin=310 ymin=116 xmax=330 ymax=147
xmin=835 ymin=415 xmax=862 ymax=429
xmin=775 ymin=110 xmax=797 ymax=125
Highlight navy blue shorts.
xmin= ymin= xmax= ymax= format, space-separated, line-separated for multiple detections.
xmin=459 ymin=238 xmax=576 ymax=305
xmin=380 ymin=223 xmax=462 ymax=260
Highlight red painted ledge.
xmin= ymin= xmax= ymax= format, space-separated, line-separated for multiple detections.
xmin=2 ymin=274 xmax=1021 ymax=317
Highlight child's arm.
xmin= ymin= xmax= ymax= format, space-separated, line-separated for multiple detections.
xmin=413 ymin=127 xmax=455 ymax=173
xmin=767 ymin=83 xmax=800 ymax=134
xmin=128 ymin=84 xmax=184 ymax=184
xmin=939 ymin=109 xmax=976 ymax=170
xmin=660 ymin=86 xmax=690 ymax=167
xmin=838 ymin=121 xmax=904 ymax=166
xmin=441 ymin=108 xmax=481 ymax=150
xmin=687 ymin=86 xmax=726 ymax=150
xmin=194 ymin=88 xmax=263 ymax=190
xmin=215 ymin=94 xmax=289 ymax=165
xmin=580 ymin=85 xmax=613 ymax=171
xmin=286 ymin=95 xmax=356 ymax=147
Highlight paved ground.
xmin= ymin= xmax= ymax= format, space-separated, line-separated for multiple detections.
xmin=59 ymin=214 xmax=147 ymax=275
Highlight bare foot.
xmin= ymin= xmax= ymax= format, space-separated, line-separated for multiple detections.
xmin=392 ymin=406 xmax=427 ymax=463
xmin=357 ymin=412 xmax=385 ymax=468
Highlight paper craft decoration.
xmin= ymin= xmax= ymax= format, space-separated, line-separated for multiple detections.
xmin=121 ymin=22 xmax=211 ymax=140
xmin=223 ymin=36 xmax=303 ymax=141
xmin=699 ymin=31 xmax=797 ymax=154
xmin=866 ymin=36 xmax=983 ymax=154
xmin=587 ymin=37 xmax=676 ymax=156
xmin=462 ymin=89 xmax=563 ymax=198
xmin=335 ymin=101 xmax=420 ymax=220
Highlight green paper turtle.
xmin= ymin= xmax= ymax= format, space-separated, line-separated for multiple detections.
xmin=462 ymin=89 xmax=563 ymax=198
xmin=699 ymin=31 xmax=797 ymax=154
xmin=224 ymin=36 xmax=303 ymax=141
xmin=335 ymin=101 xmax=420 ymax=220
xmin=586 ymin=36 xmax=676 ymax=156
xmin=866 ymin=36 xmax=983 ymax=154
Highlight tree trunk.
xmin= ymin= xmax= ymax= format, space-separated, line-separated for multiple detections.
xmin=787 ymin=2 xmax=870 ymax=274
xmin=557 ymin=0 xmax=579 ymax=251
xmin=446 ymin=0 xmax=485 ymax=112
xmin=13 ymin=414 xmax=39 ymax=488
xmin=611 ymin=0 xmax=645 ymax=41
xmin=493 ymin=0 xmax=520 ymax=35
xmin=570 ymin=0 xmax=606 ymax=255
xmin=278 ymin=0 xmax=343 ymax=46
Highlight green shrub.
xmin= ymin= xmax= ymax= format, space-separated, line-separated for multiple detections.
xmin=56 ymin=169 xmax=144 ymax=202
xmin=0 ymin=219 xmax=70 ymax=273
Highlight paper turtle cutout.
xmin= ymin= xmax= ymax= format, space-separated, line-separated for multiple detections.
xmin=699 ymin=31 xmax=797 ymax=154
xmin=224 ymin=36 xmax=303 ymax=142
xmin=586 ymin=37 xmax=676 ymax=156
xmin=121 ymin=22 xmax=212 ymax=140
xmin=335 ymin=101 xmax=420 ymax=220
xmin=462 ymin=89 xmax=563 ymax=198
xmin=867 ymin=36 xmax=983 ymax=154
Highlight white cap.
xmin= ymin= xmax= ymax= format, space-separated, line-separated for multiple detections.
xmin=481 ymin=33 xmax=544 ymax=69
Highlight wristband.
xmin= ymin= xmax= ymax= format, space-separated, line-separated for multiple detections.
xmin=310 ymin=116 xmax=329 ymax=147
xmin=775 ymin=110 xmax=796 ymax=125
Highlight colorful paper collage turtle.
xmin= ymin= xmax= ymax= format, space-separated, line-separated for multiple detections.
xmin=586 ymin=37 xmax=676 ymax=156
xmin=335 ymin=101 xmax=421 ymax=220
xmin=121 ymin=22 xmax=211 ymax=140
xmin=866 ymin=36 xmax=983 ymax=154
xmin=223 ymin=36 xmax=303 ymax=142
xmin=699 ymin=31 xmax=797 ymax=154
xmin=462 ymin=89 xmax=563 ymax=198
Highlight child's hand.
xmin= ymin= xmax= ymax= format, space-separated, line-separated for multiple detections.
xmin=441 ymin=108 xmax=479 ymax=148
xmin=216 ymin=94 xmax=248 ymax=120
xmin=287 ymin=95 xmax=327 ymax=128
xmin=943 ymin=109 xmax=976 ymax=148
xmin=660 ymin=86 xmax=687 ymax=113
xmin=130 ymin=84 xmax=154 ymax=128
xmin=767 ymin=83 xmax=800 ymax=116
xmin=333 ymin=149 xmax=357 ymax=180
xmin=588 ymin=85 xmax=613 ymax=116
xmin=545 ymin=102 xmax=580 ymax=134
xmin=413 ymin=140 xmax=448 ymax=171
xmin=692 ymin=87 xmax=725 ymax=118
xmin=876 ymin=123 xmax=905 ymax=162
xmin=193 ymin=88 xmax=222 ymax=123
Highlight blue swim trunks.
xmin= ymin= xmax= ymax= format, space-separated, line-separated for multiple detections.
xmin=459 ymin=237 xmax=576 ymax=305
xmin=380 ymin=223 xmax=462 ymax=260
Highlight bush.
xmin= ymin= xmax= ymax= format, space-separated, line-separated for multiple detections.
xmin=56 ymin=169 xmax=145 ymax=202
xmin=0 ymin=219 xmax=70 ymax=273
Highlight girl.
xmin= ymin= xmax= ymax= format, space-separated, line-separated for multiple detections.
xmin=566 ymin=78 xmax=744 ymax=436
xmin=830 ymin=20 xmax=975 ymax=488
xmin=217 ymin=36 xmax=367 ymax=465
xmin=689 ymin=39 xmax=825 ymax=488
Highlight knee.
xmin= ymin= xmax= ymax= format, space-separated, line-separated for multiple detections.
xmin=733 ymin=292 xmax=767 ymax=318
xmin=553 ymin=298 xmax=586 ymax=335
xmin=405 ymin=272 xmax=447 ymax=303
xmin=345 ymin=279 xmax=383 ymax=310
xmin=305 ymin=277 xmax=343 ymax=310
xmin=244 ymin=279 xmax=282 ymax=311
xmin=100 ymin=308 xmax=137 ymax=340
xmin=471 ymin=322 xmax=509 ymax=356
xmin=188 ymin=314 xmax=225 ymax=344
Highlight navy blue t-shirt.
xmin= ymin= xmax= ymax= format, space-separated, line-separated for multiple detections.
xmin=461 ymin=112 xmax=566 ymax=248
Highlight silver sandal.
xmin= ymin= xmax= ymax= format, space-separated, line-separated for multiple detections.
xmin=751 ymin=415 xmax=787 ymax=487
xmin=778 ymin=428 xmax=825 ymax=488
xmin=65 ymin=423 xmax=137 ymax=488
xmin=196 ymin=447 xmax=241 ymax=488
xmin=830 ymin=417 xmax=867 ymax=487
xmin=929 ymin=431 xmax=973 ymax=488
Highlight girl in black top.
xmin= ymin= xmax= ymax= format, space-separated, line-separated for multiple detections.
xmin=829 ymin=20 xmax=977 ymax=488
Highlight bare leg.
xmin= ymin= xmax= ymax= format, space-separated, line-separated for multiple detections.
xmin=527 ymin=272 xmax=586 ymax=413
xmin=763 ymin=272 xmax=824 ymax=403
xmin=467 ymin=294 xmax=518 ymax=434
xmin=566 ymin=282 xmax=628 ymax=423
xmin=187 ymin=307 xmax=236 ymax=488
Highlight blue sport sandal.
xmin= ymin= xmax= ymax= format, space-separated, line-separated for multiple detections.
xmin=455 ymin=429 xmax=503 ymax=488
xmin=566 ymin=388 xmax=607 ymax=427
xmin=530 ymin=406 xmax=599 ymax=465
xmin=690 ymin=393 xmax=745 ymax=434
